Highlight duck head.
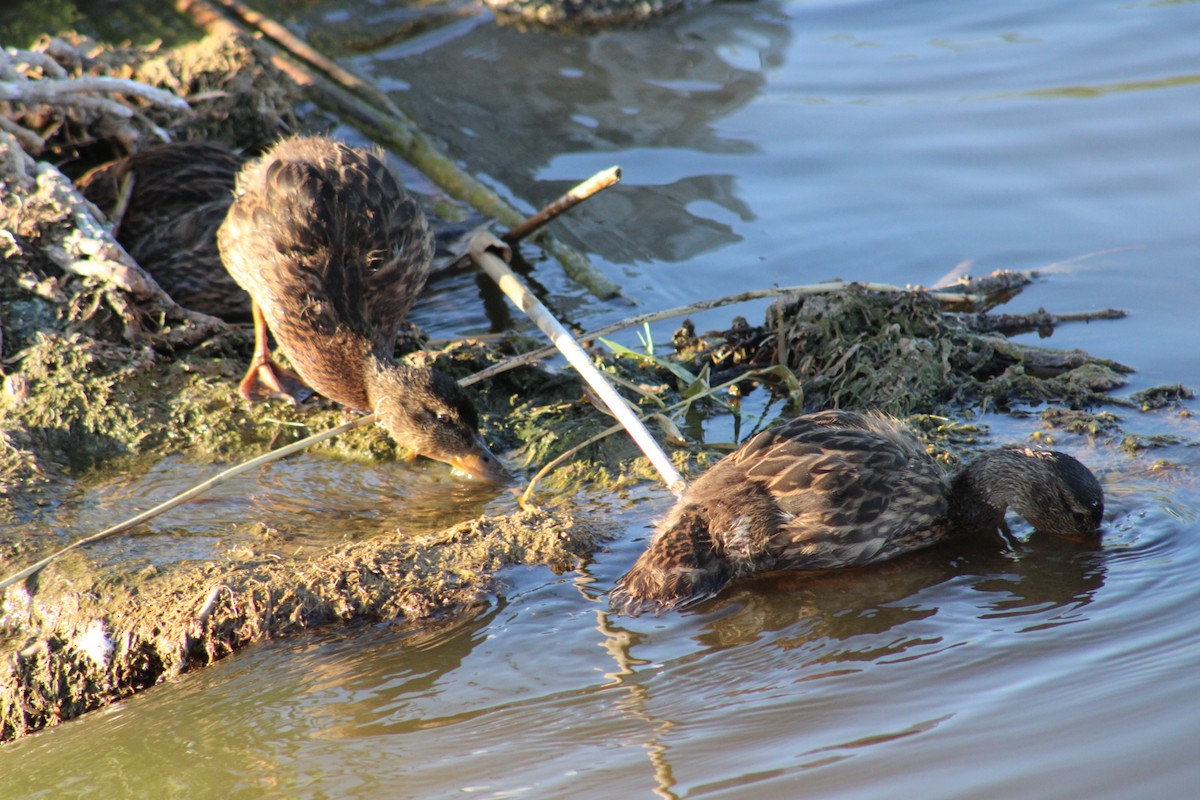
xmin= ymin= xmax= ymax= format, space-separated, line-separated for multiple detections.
xmin=370 ymin=364 xmax=509 ymax=484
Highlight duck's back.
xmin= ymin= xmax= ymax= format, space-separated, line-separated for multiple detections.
xmin=691 ymin=410 xmax=951 ymax=570
xmin=218 ymin=137 xmax=434 ymax=409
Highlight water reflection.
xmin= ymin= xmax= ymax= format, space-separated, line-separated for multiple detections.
xmin=602 ymin=526 xmax=1107 ymax=655
xmin=0 ymin=611 xmax=499 ymax=799
xmin=366 ymin=3 xmax=792 ymax=265
xmin=594 ymin=524 xmax=1111 ymax=797
xmin=35 ymin=453 xmax=507 ymax=572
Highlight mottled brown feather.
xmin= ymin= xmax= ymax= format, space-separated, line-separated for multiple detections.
xmin=610 ymin=410 xmax=1103 ymax=615
xmin=78 ymin=141 xmax=252 ymax=321
xmin=219 ymin=136 xmax=433 ymax=411
xmin=215 ymin=135 xmax=506 ymax=483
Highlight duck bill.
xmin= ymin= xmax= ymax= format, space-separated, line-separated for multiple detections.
xmin=447 ymin=436 xmax=510 ymax=484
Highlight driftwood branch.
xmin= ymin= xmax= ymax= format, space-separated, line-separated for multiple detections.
xmin=32 ymin=163 xmax=162 ymax=300
xmin=0 ymin=76 xmax=189 ymax=113
xmin=0 ymin=45 xmax=190 ymax=155
xmin=1 ymin=130 xmax=225 ymax=345
xmin=503 ymin=166 xmax=622 ymax=245
xmin=470 ymin=231 xmax=686 ymax=498
xmin=961 ymin=307 xmax=1126 ymax=336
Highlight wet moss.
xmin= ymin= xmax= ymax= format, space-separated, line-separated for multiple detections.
xmin=1040 ymin=408 xmax=1123 ymax=436
xmin=1131 ymin=384 xmax=1196 ymax=412
xmin=1119 ymin=433 xmax=1188 ymax=455
xmin=668 ymin=284 xmax=1137 ymax=417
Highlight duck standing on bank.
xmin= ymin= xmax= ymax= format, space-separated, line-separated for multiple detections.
xmin=610 ymin=410 xmax=1103 ymax=615
xmin=217 ymin=135 xmax=508 ymax=483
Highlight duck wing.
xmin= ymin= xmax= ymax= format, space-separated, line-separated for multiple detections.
xmin=350 ymin=146 xmax=434 ymax=353
xmin=220 ymin=139 xmax=433 ymax=354
xmin=736 ymin=414 xmax=949 ymax=568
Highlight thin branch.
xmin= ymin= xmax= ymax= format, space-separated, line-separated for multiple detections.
xmin=0 ymin=415 xmax=375 ymax=591
xmin=0 ymin=115 xmax=44 ymax=152
xmin=961 ymin=307 xmax=1127 ymax=336
xmin=470 ymin=231 xmax=686 ymax=497
xmin=2 ymin=46 xmax=69 ymax=79
xmin=518 ymin=366 xmax=781 ymax=505
xmin=0 ymin=76 xmax=190 ymax=112
xmin=503 ymin=166 xmax=622 ymax=245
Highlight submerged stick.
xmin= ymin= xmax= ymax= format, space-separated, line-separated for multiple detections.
xmin=961 ymin=307 xmax=1126 ymax=336
xmin=470 ymin=231 xmax=686 ymax=497
xmin=519 ymin=367 xmax=779 ymax=505
xmin=503 ymin=166 xmax=622 ymax=245
xmin=0 ymin=415 xmax=371 ymax=592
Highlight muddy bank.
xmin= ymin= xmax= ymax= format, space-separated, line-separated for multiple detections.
xmin=0 ymin=507 xmax=598 ymax=741
xmin=0 ymin=24 xmax=1190 ymax=743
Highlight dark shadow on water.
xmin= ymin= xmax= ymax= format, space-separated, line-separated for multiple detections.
xmin=688 ymin=529 xmax=1108 ymax=651
xmin=363 ymin=2 xmax=793 ymax=266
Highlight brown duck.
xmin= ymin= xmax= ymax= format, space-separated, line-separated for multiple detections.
xmin=217 ymin=135 xmax=507 ymax=482
xmin=610 ymin=410 xmax=1103 ymax=615
xmin=78 ymin=141 xmax=252 ymax=321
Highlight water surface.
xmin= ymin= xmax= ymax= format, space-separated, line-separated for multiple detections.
xmin=4 ymin=0 xmax=1200 ymax=796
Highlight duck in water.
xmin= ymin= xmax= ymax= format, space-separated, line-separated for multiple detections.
xmin=610 ymin=410 xmax=1103 ymax=615
xmin=217 ymin=135 xmax=508 ymax=483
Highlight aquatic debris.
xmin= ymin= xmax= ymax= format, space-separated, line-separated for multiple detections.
xmin=1040 ymin=408 xmax=1123 ymax=436
xmin=1131 ymin=384 xmax=1195 ymax=412
xmin=668 ymin=283 xmax=1135 ymax=416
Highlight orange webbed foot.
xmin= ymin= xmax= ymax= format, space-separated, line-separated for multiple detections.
xmin=237 ymin=359 xmax=312 ymax=405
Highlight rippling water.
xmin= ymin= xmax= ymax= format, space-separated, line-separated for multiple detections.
xmin=4 ymin=0 xmax=1200 ymax=796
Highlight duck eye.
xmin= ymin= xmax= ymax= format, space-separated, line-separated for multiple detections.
xmin=436 ymin=412 xmax=453 ymax=425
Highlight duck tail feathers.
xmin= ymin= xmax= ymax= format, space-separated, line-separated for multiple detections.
xmin=609 ymin=513 xmax=732 ymax=616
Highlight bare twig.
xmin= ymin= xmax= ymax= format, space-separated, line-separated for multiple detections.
xmin=503 ymin=166 xmax=622 ymax=245
xmin=0 ymin=76 xmax=190 ymax=113
xmin=962 ymin=307 xmax=1127 ymax=336
xmin=0 ymin=416 xmax=371 ymax=592
xmin=0 ymin=44 xmax=190 ymax=156
xmin=470 ymin=231 xmax=686 ymax=497
xmin=518 ymin=366 xmax=782 ymax=505
xmin=2 ymin=47 xmax=68 ymax=79
xmin=0 ymin=115 xmax=45 ymax=151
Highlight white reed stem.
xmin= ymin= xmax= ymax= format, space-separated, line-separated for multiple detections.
xmin=469 ymin=231 xmax=686 ymax=498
